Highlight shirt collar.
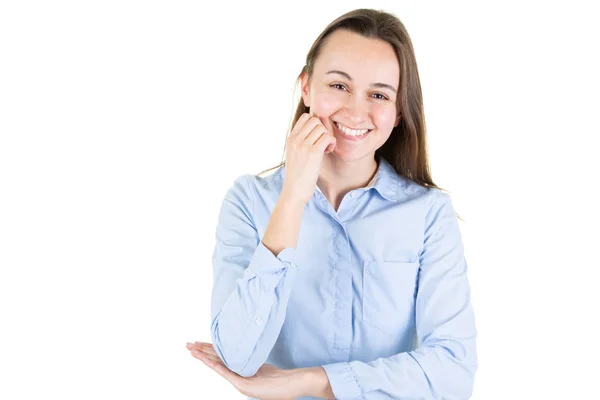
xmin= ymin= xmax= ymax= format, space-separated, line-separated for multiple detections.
xmin=367 ymin=156 xmax=400 ymax=201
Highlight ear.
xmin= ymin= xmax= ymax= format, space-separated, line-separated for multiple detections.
xmin=300 ymin=71 xmax=310 ymax=108
xmin=394 ymin=113 xmax=402 ymax=127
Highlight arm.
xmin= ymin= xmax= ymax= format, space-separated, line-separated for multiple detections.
xmin=321 ymin=190 xmax=478 ymax=399
xmin=209 ymin=175 xmax=306 ymax=378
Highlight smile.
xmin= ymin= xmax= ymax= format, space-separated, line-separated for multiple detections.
xmin=334 ymin=122 xmax=373 ymax=140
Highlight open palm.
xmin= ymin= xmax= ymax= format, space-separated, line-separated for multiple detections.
xmin=186 ymin=341 xmax=301 ymax=400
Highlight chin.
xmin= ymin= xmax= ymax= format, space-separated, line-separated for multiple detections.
xmin=329 ymin=148 xmax=373 ymax=162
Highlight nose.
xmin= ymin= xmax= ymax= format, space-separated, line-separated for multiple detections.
xmin=343 ymin=95 xmax=369 ymax=127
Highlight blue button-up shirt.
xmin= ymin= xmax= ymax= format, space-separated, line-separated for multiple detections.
xmin=209 ymin=156 xmax=478 ymax=399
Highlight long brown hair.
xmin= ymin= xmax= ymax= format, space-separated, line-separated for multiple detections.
xmin=257 ymin=8 xmax=463 ymax=221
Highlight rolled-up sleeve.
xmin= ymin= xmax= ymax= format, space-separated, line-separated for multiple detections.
xmin=209 ymin=175 xmax=301 ymax=377
xmin=322 ymin=190 xmax=478 ymax=399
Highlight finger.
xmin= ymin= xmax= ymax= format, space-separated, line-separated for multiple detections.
xmin=194 ymin=347 xmax=225 ymax=365
xmin=191 ymin=349 xmax=224 ymax=366
xmin=188 ymin=341 xmax=214 ymax=350
xmin=288 ymin=114 xmax=308 ymax=140
xmin=198 ymin=344 xmax=219 ymax=357
xmin=191 ymin=351 xmax=224 ymax=369
xmin=291 ymin=115 xmax=320 ymax=142
xmin=202 ymin=358 xmax=244 ymax=387
xmin=303 ymin=123 xmax=329 ymax=148
xmin=290 ymin=113 xmax=312 ymax=138
xmin=192 ymin=341 xmax=219 ymax=356
xmin=186 ymin=343 xmax=205 ymax=352
xmin=315 ymin=131 xmax=337 ymax=153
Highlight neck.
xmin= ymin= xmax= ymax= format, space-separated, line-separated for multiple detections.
xmin=317 ymin=154 xmax=378 ymax=208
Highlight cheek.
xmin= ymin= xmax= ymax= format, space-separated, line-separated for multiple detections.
xmin=311 ymin=91 xmax=342 ymax=116
xmin=373 ymin=105 xmax=397 ymax=129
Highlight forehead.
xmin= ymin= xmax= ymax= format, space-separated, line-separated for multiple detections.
xmin=314 ymin=29 xmax=400 ymax=83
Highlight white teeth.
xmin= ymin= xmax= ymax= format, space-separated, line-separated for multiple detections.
xmin=335 ymin=122 xmax=370 ymax=136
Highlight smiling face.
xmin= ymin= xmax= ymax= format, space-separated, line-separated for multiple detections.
xmin=301 ymin=28 xmax=401 ymax=162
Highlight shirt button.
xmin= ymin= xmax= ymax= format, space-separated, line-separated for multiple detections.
xmin=255 ymin=317 xmax=263 ymax=325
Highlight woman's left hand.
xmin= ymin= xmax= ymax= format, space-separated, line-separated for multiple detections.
xmin=186 ymin=341 xmax=310 ymax=400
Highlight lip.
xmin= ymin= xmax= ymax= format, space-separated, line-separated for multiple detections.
xmin=334 ymin=121 xmax=373 ymax=130
xmin=333 ymin=122 xmax=373 ymax=141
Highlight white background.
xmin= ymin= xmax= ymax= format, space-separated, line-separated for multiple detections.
xmin=1 ymin=0 xmax=598 ymax=398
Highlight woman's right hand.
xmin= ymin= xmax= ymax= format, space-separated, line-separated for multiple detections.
xmin=281 ymin=113 xmax=337 ymax=205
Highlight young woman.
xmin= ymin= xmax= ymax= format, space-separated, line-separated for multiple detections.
xmin=187 ymin=8 xmax=478 ymax=400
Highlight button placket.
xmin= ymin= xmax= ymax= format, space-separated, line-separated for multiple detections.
xmin=332 ymin=229 xmax=353 ymax=351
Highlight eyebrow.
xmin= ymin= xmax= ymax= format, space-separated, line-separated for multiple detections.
xmin=326 ymin=70 xmax=397 ymax=93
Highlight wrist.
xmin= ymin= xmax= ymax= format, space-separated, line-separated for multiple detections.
xmin=296 ymin=366 xmax=334 ymax=399
xmin=280 ymin=187 xmax=310 ymax=207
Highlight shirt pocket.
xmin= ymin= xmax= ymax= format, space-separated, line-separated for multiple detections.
xmin=362 ymin=260 xmax=419 ymax=335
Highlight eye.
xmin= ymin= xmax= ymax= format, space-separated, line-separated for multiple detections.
xmin=372 ymin=93 xmax=389 ymax=100
xmin=331 ymin=83 xmax=388 ymax=100
xmin=330 ymin=83 xmax=348 ymax=91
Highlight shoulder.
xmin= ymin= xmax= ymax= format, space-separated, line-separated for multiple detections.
xmin=248 ymin=166 xmax=285 ymax=191
xmin=424 ymin=187 xmax=452 ymax=212
xmin=245 ymin=166 xmax=286 ymax=201
xmin=394 ymin=176 xmax=456 ymax=225
xmin=394 ymin=174 xmax=443 ymax=207
xmin=420 ymin=187 xmax=459 ymax=237
xmin=224 ymin=167 xmax=285 ymax=205
xmin=223 ymin=174 xmax=252 ymax=200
